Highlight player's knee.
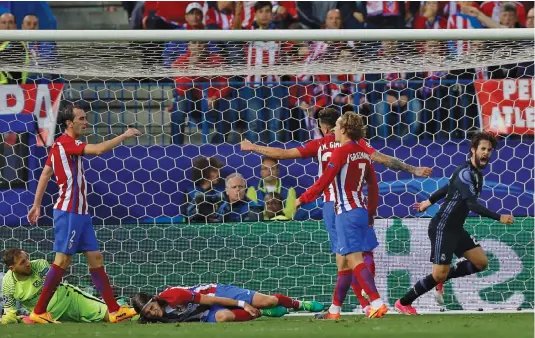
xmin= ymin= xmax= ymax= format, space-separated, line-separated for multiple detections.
xmin=474 ymin=257 xmax=488 ymax=271
xmin=215 ymin=310 xmax=235 ymax=322
xmin=265 ymin=295 xmax=279 ymax=307
xmin=54 ymin=254 xmax=72 ymax=269
xmin=85 ymin=251 xmax=103 ymax=268
xmin=432 ymin=267 xmax=449 ymax=283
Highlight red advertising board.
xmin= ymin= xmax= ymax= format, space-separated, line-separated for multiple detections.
xmin=0 ymin=84 xmax=64 ymax=146
xmin=475 ymin=79 xmax=534 ymax=135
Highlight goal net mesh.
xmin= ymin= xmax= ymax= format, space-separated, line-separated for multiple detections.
xmin=0 ymin=35 xmax=533 ymax=313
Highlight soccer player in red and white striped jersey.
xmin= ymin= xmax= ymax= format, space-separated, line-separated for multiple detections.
xmin=27 ymin=105 xmax=141 ymax=324
xmin=241 ymin=108 xmax=432 ymax=318
xmin=297 ymin=112 xmax=387 ymax=318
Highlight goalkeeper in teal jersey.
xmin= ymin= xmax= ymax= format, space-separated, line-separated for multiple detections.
xmin=1 ymin=248 xmax=109 ymax=324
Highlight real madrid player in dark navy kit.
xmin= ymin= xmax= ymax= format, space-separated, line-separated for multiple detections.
xmin=394 ymin=132 xmax=514 ymax=315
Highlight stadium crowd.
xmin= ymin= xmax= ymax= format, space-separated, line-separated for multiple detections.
xmin=0 ymin=2 xmax=533 ymax=224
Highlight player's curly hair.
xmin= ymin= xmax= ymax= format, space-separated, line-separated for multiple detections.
xmin=339 ymin=111 xmax=366 ymax=141
xmin=317 ymin=107 xmax=340 ymax=130
xmin=2 ymin=248 xmax=24 ymax=266
xmin=191 ymin=156 xmax=224 ymax=188
xmin=132 ymin=292 xmax=170 ymax=324
xmin=470 ymin=131 xmax=498 ymax=155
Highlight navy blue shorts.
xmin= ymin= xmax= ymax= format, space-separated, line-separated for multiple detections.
xmin=203 ymin=284 xmax=256 ymax=323
xmin=322 ymin=201 xmax=337 ymax=253
xmin=335 ymin=207 xmax=378 ymax=256
xmin=53 ymin=209 xmax=99 ymax=255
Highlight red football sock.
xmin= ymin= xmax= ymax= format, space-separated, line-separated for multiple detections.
xmin=34 ymin=264 xmax=65 ymax=314
xmin=353 ymin=263 xmax=380 ymax=302
xmin=230 ymin=309 xmax=255 ymax=322
xmin=351 ymin=281 xmax=370 ymax=308
xmin=273 ymin=294 xmax=301 ymax=310
xmin=332 ymin=270 xmax=352 ymax=306
xmin=90 ymin=266 xmax=120 ymax=313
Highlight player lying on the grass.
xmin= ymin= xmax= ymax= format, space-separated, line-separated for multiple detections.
xmin=395 ymin=132 xmax=514 ymax=315
xmin=295 ymin=112 xmax=387 ymax=318
xmin=1 ymin=248 xmax=116 ymax=324
xmin=26 ymin=104 xmax=140 ymax=324
xmin=241 ymin=108 xmax=432 ymax=319
xmin=132 ymin=283 xmax=324 ymax=323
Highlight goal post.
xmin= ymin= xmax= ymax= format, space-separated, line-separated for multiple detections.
xmin=0 ymin=29 xmax=533 ymax=313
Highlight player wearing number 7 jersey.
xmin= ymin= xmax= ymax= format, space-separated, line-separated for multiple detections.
xmin=295 ymin=112 xmax=387 ymax=318
xmin=241 ymin=108 xmax=432 ymax=318
xmin=26 ymin=105 xmax=141 ymax=324
xmin=395 ymin=132 xmax=514 ymax=315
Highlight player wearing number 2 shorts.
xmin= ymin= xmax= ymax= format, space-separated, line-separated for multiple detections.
xmin=26 ymin=105 xmax=141 ymax=324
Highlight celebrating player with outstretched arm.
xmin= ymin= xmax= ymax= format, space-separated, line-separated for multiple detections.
xmin=241 ymin=107 xmax=432 ymax=318
xmin=395 ymin=132 xmax=514 ymax=315
xmin=132 ymin=283 xmax=324 ymax=323
xmin=295 ymin=112 xmax=386 ymax=318
xmin=26 ymin=105 xmax=141 ymax=324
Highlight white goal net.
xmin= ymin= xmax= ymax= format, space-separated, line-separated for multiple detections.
xmin=0 ymin=29 xmax=533 ymax=313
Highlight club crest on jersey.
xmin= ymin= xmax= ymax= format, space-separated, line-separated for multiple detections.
xmin=328 ymin=163 xmax=335 ymax=168
xmin=39 ymin=267 xmax=49 ymax=278
xmin=75 ymin=140 xmax=83 ymax=146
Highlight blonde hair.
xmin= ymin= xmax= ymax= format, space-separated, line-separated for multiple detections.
xmin=339 ymin=111 xmax=366 ymax=141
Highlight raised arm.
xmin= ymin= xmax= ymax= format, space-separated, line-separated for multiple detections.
xmin=83 ymin=128 xmax=140 ymax=156
xmin=370 ymin=151 xmax=432 ymax=177
xmin=413 ymin=183 xmax=449 ymax=213
xmin=240 ymin=139 xmax=305 ymax=160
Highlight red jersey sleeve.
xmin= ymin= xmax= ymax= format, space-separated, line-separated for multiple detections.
xmin=157 ymin=287 xmax=201 ymax=307
xmin=45 ymin=148 xmax=54 ymax=167
xmin=296 ymin=138 xmax=321 ymax=158
xmin=62 ymin=139 xmax=86 ymax=156
xmin=357 ymin=139 xmax=376 ymax=156
xmin=366 ymin=164 xmax=379 ymax=217
xmin=299 ymin=147 xmax=344 ymax=204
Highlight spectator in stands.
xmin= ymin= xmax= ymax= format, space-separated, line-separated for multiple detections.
xmin=217 ymin=173 xmax=263 ymax=222
xmin=464 ymin=1 xmax=523 ymax=28
xmin=163 ymin=2 xmax=206 ymax=68
xmin=186 ymin=156 xmax=225 ymax=223
xmin=264 ymin=192 xmax=289 ymax=221
xmin=517 ymin=8 xmax=534 ymax=78
xmin=296 ymin=1 xmax=358 ymax=29
xmin=237 ymin=1 xmax=291 ymax=143
xmin=0 ymin=12 xmax=16 ymax=29
xmin=21 ymin=14 xmax=38 ymax=30
xmin=0 ymin=13 xmax=30 ymax=85
xmin=413 ymin=1 xmax=447 ymax=29
xmin=480 ymin=1 xmax=526 ymax=27
xmin=171 ymin=41 xmax=232 ymax=144
xmin=363 ymin=1 xmax=407 ymax=29
xmin=415 ymin=41 xmax=451 ymax=139
xmin=205 ymin=1 xmax=240 ymax=30
xmin=371 ymin=41 xmax=421 ymax=139
xmin=246 ymin=157 xmax=296 ymax=220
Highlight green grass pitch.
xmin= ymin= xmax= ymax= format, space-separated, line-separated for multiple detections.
xmin=1 ymin=314 xmax=533 ymax=338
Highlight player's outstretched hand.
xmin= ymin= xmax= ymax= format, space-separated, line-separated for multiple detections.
xmin=413 ymin=200 xmax=432 ymax=213
xmin=122 ymin=128 xmax=141 ymax=139
xmin=499 ymin=215 xmax=514 ymax=225
xmin=27 ymin=205 xmax=40 ymax=225
xmin=243 ymin=303 xmax=261 ymax=317
xmin=240 ymin=139 xmax=254 ymax=151
xmin=414 ymin=167 xmax=433 ymax=178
